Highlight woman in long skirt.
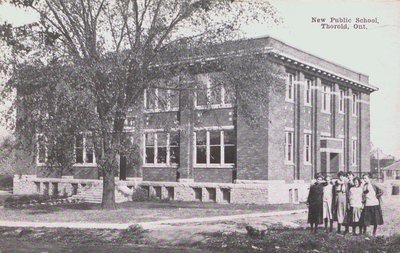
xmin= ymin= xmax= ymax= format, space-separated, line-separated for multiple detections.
xmin=333 ymin=171 xmax=348 ymax=233
xmin=307 ymin=174 xmax=324 ymax=233
xmin=322 ymin=175 xmax=334 ymax=232
xmin=361 ymin=173 xmax=384 ymax=236
xmin=349 ymin=177 xmax=363 ymax=235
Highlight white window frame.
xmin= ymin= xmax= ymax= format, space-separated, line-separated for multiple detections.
xmin=321 ymin=84 xmax=331 ymax=114
xmin=36 ymin=134 xmax=47 ymax=166
xmin=285 ymin=131 xmax=294 ymax=165
xmin=144 ymin=88 xmax=179 ymax=113
xmin=339 ymin=89 xmax=345 ymax=114
xmin=74 ymin=133 xmax=96 ymax=166
xmin=352 ymin=138 xmax=358 ymax=166
xmin=143 ymin=132 xmax=179 ymax=167
xmin=304 ymin=133 xmax=312 ymax=165
xmin=304 ymin=78 xmax=313 ymax=107
xmin=352 ymin=92 xmax=359 ymax=117
xmin=285 ymin=72 xmax=295 ymax=103
xmin=193 ymin=128 xmax=235 ymax=168
xmin=194 ymin=74 xmax=234 ymax=109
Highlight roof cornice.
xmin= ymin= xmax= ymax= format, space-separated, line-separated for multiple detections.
xmin=270 ymin=50 xmax=378 ymax=93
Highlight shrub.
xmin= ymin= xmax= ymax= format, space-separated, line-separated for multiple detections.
xmin=0 ymin=175 xmax=13 ymax=190
xmin=130 ymin=187 xmax=150 ymax=202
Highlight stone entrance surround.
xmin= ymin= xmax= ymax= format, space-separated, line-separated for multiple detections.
xmin=13 ymin=175 xmax=310 ymax=205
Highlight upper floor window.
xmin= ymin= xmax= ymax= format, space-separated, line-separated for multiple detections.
xmin=36 ymin=134 xmax=47 ymax=165
xmin=352 ymin=92 xmax=359 ymax=116
xmin=304 ymin=133 xmax=312 ymax=165
xmin=285 ymin=131 xmax=294 ymax=164
xmin=286 ymin=72 xmax=295 ymax=102
xmin=304 ymin=78 xmax=313 ymax=106
xmin=339 ymin=89 xmax=345 ymax=114
xmin=75 ymin=133 xmax=96 ymax=165
xmin=144 ymin=132 xmax=180 ymax=166
xmin=194 ymin=129 xmax=235 ymax=166
xmin=322 ymin=84 xmax=331 ymax=114
xmin=195 ymin=74 xmax=235 ymax=108
xmin=144 ymin=88 xmax=179 ymax=112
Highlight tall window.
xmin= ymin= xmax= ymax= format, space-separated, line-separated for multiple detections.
xmin=352 ymin=92 xmax=359 ymax=116
xmin=322 ymin=84 xmax=331 ymax=113
xmin=304 ymin=78 xmax=313 ymax=106
xmin=144 ymin=88 xmax=179 ymax=111
xmin=144 ymin=132 xmax=180 ymax=166
xmin=195 ymin=75 xmax=235 ymax=108
xmin=75 ymin=133 xmax=96 ymax=165
xmin=352 ymin=139 xmax=358 ymax=166
xmin=194 ymin=129 xmax=235 ymax=166
xmin=304 ymin=133 xmax=312 ymax=165
xmin=36 ymin=134 xmax=47 ymax=165
xmin=286 ymin=72 xmax=295 ymax=102
xmin=285 ymin=131 xmax=294 ymax=164
xmin=339 ymin=89 xmax=345 ymax=113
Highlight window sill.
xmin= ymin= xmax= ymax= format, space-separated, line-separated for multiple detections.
xmin=73 ymin=164 xmax=97 ymax=167
xmin=338 ymin=111 xmax=345 ymax=115
xmin=285 ymin=99 xmax=295 ymax=104
xmin=36 ymin=163 xmax=46 ymax=167
xmin=144 ymin=108 xmax=179 ymax=113
xmin=304 ymin=104 xmax=312 ymax=108
xmin=321 ymin=111 xmax=331 ymax=115
xmin=142 ymin=164 xmax=178 ymax=168
xmin=194 ymin=164 xmax=234 ymax=169
xmin=284 ymin=161 xmax=295 ymax=166
xmin=304 ymin=163 xmax=313 ymax=166
xmin=195 ymin=104 xmax=234 ymax=110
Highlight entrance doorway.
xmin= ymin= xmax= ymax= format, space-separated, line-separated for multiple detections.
xmin=120 ymin=155 xmax=127 ymax=181
xmin=330 ymin=153 xmax=339 ymax=174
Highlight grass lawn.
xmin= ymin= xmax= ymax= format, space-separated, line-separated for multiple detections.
xmin=0 ymin=200 xmax=306 ymax=223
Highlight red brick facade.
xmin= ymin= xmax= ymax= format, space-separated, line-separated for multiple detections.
xmin=32 ymin=37 xmax=377 ymax=184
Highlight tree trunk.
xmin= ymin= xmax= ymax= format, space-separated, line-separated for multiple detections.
xmin=101 ymin=167 xmax=117 ymax=209
xmin=101 ymin=142 xmax=119 ymax=209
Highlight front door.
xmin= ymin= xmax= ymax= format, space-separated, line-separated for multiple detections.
xmin=330 ymin=153 xmax=339 ymax=174
xmin=120 ymin=155 xmax=127 ymax=181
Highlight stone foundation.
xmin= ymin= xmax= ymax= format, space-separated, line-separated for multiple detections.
xmin=13 ymin=175 xmax=311 ymax=205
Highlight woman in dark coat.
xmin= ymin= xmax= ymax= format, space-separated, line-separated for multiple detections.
xmin=307 ymin=173 xmax=324 ymax=233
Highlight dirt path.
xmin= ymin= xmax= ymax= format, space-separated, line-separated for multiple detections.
xmin=145 ymin=212 xmax=307 ymax=245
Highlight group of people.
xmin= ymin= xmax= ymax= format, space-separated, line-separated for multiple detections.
xmin=307 ymin=171 xmax=384 ymax=236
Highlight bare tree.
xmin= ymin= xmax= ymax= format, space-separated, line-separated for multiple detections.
xmin=0 ymin=0 xmax=281 ymax=209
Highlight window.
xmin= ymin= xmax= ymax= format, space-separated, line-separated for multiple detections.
xmin=286 ymin=72 xmax=295 ymax=102
xmin=285 ymin=131 xmax=294 ymax=164
xmin=352 ymin=139 xmax=358 ymax=166
xmin=304 ymin=78 xmax=313 ymax=106
xmin=124 ymin=116 xmax=136 ymax=128
xmin=75 ymin=133 xmax=96 ymax=165
xmin=387 ymin=170 xmax=393 ymax=178
xmin=352 ymin=92 xmax=359 ymax=116
xmin=195 ymin=74 xmax=235 ymax=108
xmin=304 ymin=134 xmax=312 ymax=164
xmin=144 ymin=132 xmax=180 ymax=166
xmin=144 ymin=88 xmax=179 ymax=111
xmin=339 ymin=89 xmax=345 ymax=114
xmin=36 ymin=134 xmax=47 ymax=165
xmin=322 ymin=84 xmax=331 ymax=113
xmin=194 ymin=129 xmax=235 ymax=166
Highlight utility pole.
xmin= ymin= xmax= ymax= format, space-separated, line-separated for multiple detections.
xmin=377 ymin=148 xmax=381 ymax=180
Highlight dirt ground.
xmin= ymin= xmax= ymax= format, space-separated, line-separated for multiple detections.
xmin=0 ymin=196 xmax=398 ymax=252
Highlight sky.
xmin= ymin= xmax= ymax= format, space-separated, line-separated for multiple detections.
xmin=0 ymin=0 xmax=399 ymax=158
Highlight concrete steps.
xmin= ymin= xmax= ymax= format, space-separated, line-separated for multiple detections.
xmin=69 ymin=184 xmax=131 ymax=204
